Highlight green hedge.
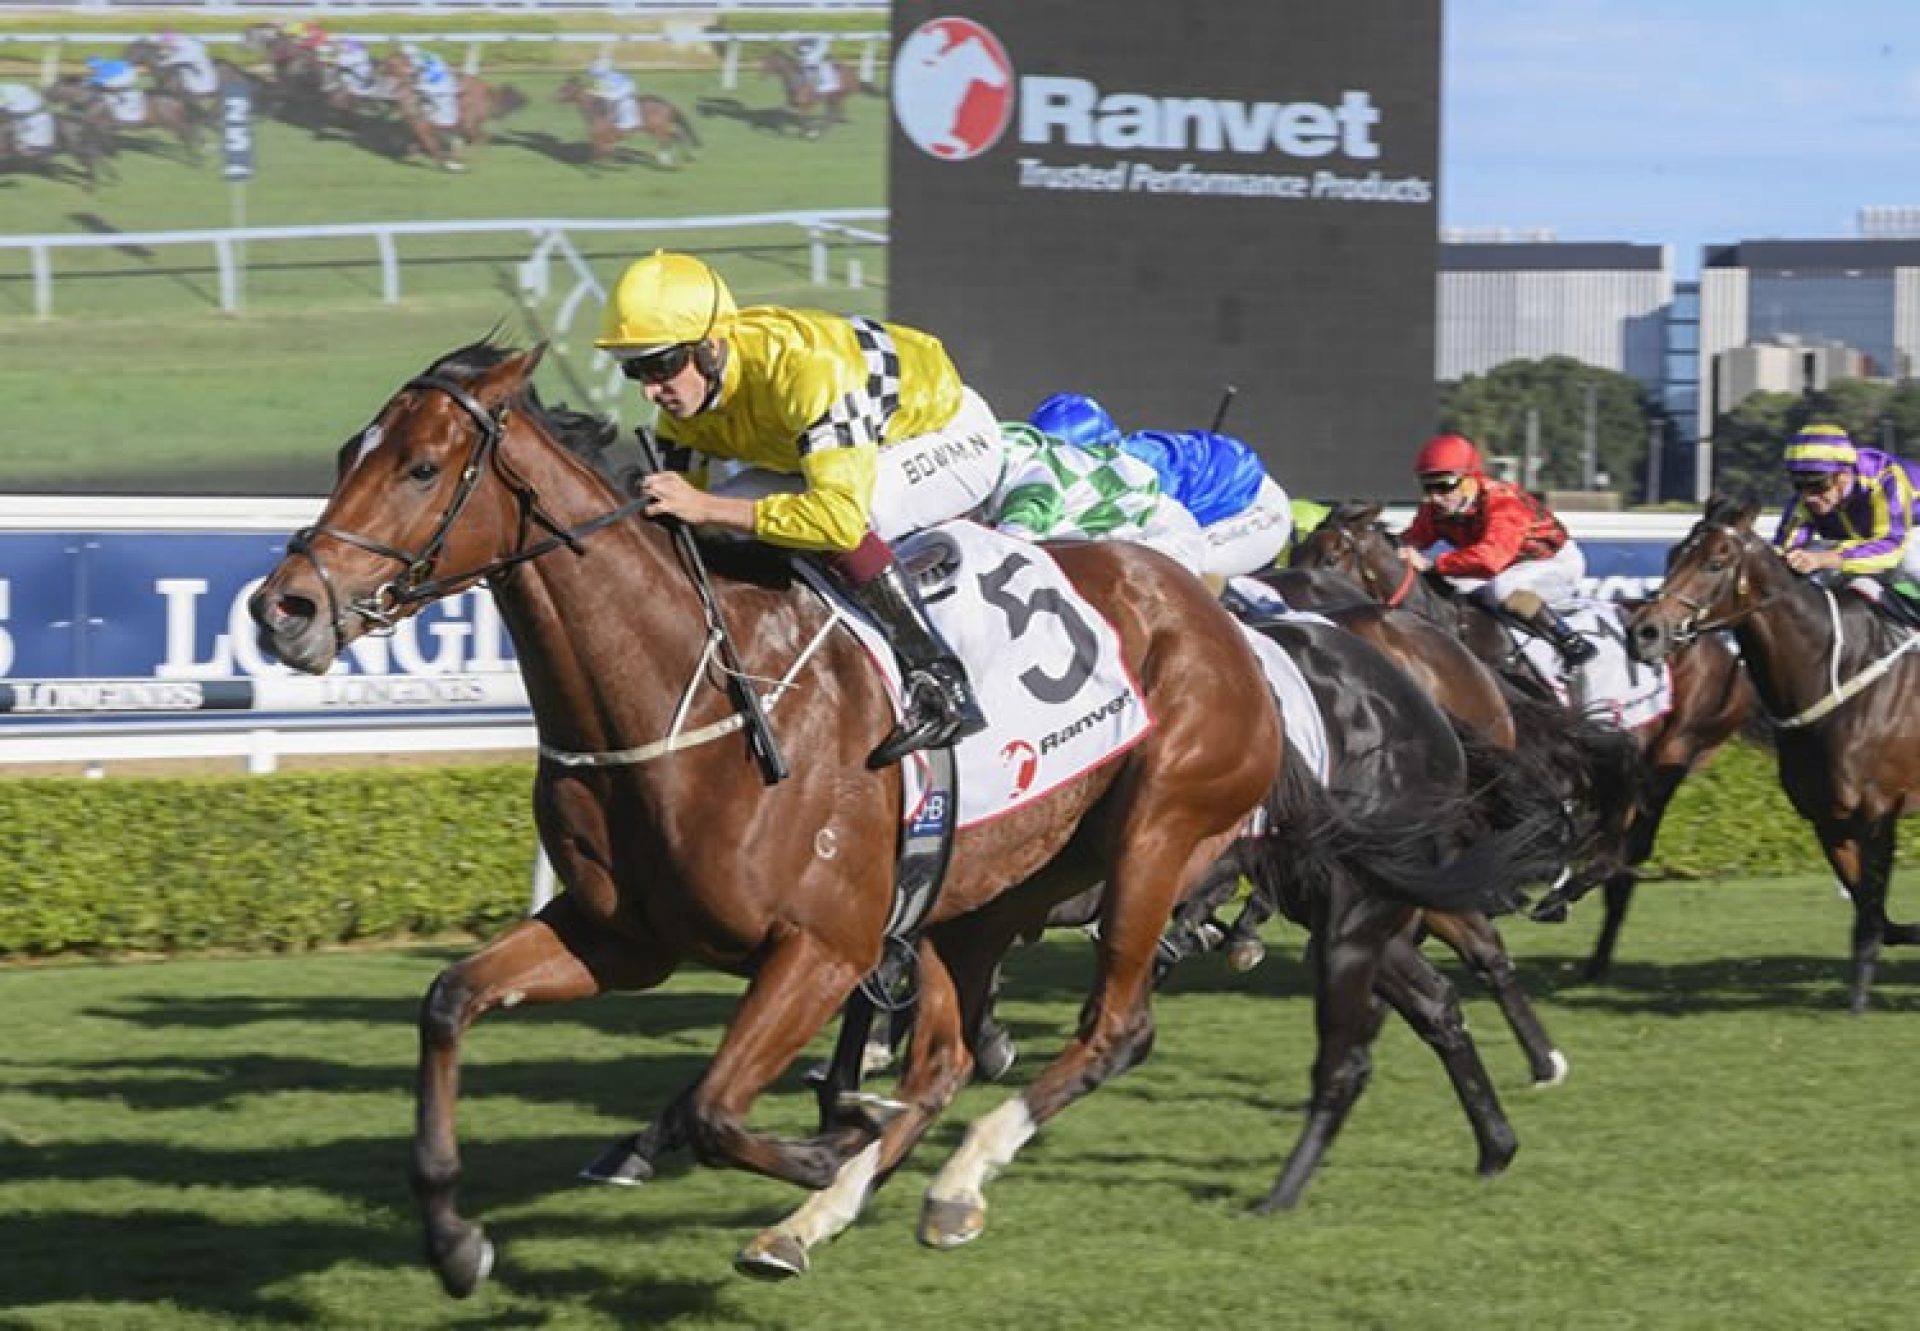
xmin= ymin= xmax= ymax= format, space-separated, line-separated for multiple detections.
xmin=1 ymin=742 xmax=1912 ymax=959
xmin=0 ymin=766 xmax=536 ymax=958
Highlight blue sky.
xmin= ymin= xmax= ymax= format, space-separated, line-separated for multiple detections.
xmin=1442 ymin=0 xmax=1920 ymax=271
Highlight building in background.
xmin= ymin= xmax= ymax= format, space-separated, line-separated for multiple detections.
xmin=1697 ymin=239 xmax=1920 ymax=446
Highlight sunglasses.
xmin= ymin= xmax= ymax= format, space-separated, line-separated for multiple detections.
xmin=1420 ymin=474 xmax=1465 ymax=496
xmin=1791 ymin=473 xmax=1841 ymax=495
xmin=618 ymin=344 xmax=695 ymax=386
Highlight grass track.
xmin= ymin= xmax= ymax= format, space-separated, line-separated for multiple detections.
xmin=2 ymin=874 xmax=1916 ymax=1329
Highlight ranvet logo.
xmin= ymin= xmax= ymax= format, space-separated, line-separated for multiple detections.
xmin=893 ymin=16 xmax=1014 ymax=160
xmin=1000 ymin=738 xmax=1038 ymax=799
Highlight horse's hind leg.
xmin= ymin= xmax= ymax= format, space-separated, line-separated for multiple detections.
xmin=413 ymin=894 xmax=669 ymax=1299
xmin=1824 ymin=814 xmax=1907 ymax=1014
xmin=737 ymin=942 xmax=976 ymax=1279
xmin=1423 ymin=910 xmax=1567 ymax=1086
xmin=1255 ymin=885 xmax=1397 ymax=1214
xmin=919 ymin=825 xmax=1242 ymax=1249
xmin=1374 ymin=931 xmax=1518 ymax=1176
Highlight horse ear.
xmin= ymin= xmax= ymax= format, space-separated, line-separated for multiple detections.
xmin=1355 ymin=501 xmax=1384 ymax=525
xmin=472 ymin=343 xmax=547 ymax=406
xmin=1733 ymin=497 xmax=1762 ymax=531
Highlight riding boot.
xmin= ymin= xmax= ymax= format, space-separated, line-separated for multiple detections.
xmin=1530 ymin=605 xmax=1599 ymax=668
xmin=844 ymin=559 xmax=987 ymax=768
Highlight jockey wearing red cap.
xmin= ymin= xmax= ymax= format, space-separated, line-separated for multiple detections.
xmin=1398 ymin=432 xmax=1599 ymax=668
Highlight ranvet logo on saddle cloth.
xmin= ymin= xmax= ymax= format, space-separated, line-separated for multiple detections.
xmin=803 ymin=521 xmax=1154 ymax=827
xmin=1510 ymin=599 xmax=1672 ymax=730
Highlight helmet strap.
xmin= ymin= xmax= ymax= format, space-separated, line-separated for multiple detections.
xmin=692 ymin=340 xmax=725 ymax=411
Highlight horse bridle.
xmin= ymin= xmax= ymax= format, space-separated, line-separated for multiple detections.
xmin=1321 ymin=521 xmax=1418 ymax=608
xmin=285 ymin=373 xmax=650 ymax=648
xmin=1640 ymin=523 xmax=1783 ymax=644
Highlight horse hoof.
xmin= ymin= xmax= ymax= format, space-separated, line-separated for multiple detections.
xmin=734 ymin=1231 xmax=809 ymax=1280
xmin=578 ymin=1134 xmax=655 ymax=1186
xmin=431 ymin=1224 xmax=495 ymax=1299
xmin=1529 ymin=898 xmax=1570 ymax=924
xmin=973 ymin=1028 xmax=1018 ymax=1084
xmin=1225 ymin=938 xmax=1267 ymax=973
xmin=1478 ymin=1138 xmax=1518 ymax=1178
xmin=1532 ymin=1050 xmax=1571 ymax=1088
xmin=918 ymin=1195 xmax=985 ymax=1249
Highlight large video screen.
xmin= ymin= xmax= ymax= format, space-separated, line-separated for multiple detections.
xmin=0 ymin=11 xmax=890 ymax=495
xmin=888 ymin=0 xmax=1440 ymax=500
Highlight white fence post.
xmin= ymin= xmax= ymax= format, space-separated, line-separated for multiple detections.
xmin=214 ymin=235 xmax=238 ymax=312
xmin=377 ymin=231 xmax=400 ymax=303
xmin=809 ymin=227 xmax=827 ymax=285
xmin=859 ymin=39 xmax=878 ymax=86
xmin=32 ymin=245 xmax=52 ymax=320
xmin=722 ymin=38 xmax=740 ymax=90
xmin=528 ymin=847 xmax=557 ymax=914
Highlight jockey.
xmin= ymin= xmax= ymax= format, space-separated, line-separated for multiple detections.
xmin=586 ymin=56 xmax=634 ymax=104
xmin=329 ymin=36 xmax=376 ymax=95
xmin=597 ymin=251 xmax=1003 ymax=766
xmin=984 ymin=420 xmax=1209 ymax=576
xmin=402 ymin=43 xmax=451 ymax=89
xmin=1773 ymin=422 xmax=1920 ymax=605
xmin=83 ymin=56 xmax=142 ymax=121
xmin=1399 ymin=432 xmax=1599 ymax=667
xmin=155 ymin=31 xmax=217 ymax=96
xmin=795 ymin=35 xmax=841 ymax=97
xmin=1029 ymin=392 xmax=1294 ymax=582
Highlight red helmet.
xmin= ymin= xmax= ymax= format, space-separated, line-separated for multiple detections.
xmin=1414 ymin=433 xmax=1483 ymax=478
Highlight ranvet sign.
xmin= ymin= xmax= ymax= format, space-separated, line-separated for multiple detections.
xmin=889 ymin=1 xmax=1442 ymax=501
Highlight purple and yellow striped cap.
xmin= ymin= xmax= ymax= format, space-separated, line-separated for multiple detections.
xmin=1783 ymin=422 xmax=1857 ymax=473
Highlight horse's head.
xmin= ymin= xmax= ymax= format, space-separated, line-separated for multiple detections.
xmin=1626 ymin=494 xmax=1766 ymax=663
xmin=250 ymin=342 xmax=548 ymax=674
xmin=125 ymin=39 xmax=156 ymax=66
xmin=1290 ymin=500 xmax=1393 ymax=581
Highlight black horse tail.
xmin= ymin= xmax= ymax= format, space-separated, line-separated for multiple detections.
xmin=1502 ymin=687 xmax=1648 ymax=871
xmin=1247 ymin=733 xmax=1565 ymax=923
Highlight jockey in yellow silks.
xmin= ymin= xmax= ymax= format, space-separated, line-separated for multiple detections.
xmin=597 ymin=251 xmax=1004 ymax=766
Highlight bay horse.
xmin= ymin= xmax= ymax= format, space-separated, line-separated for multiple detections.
xmin=758 ymin=48 xmax=859 ymax=136
xmin=248 ymin=342 xmax=1539 ymax=1288
xmin=124 ymin=39 xmax=219 ymax=132
xmin=556 ymin=74 xmax=698 ymax=167
xmin=1292 ymin=503 xmax=1761 ymax=980
xmin=0 ymin=89 xmax=113 ymax=188
xmin=1626 ymin=495 xmax=1920 ymax=1013
xmin=376 ymin=56 xmax=523 ymax=171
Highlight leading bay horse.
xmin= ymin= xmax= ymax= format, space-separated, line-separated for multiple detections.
xmin=1627 ymin=495 xmax=1920 ymax=1013
xmin=759 ymin=48 xmax=860 ymax=136
xmin=1292 ymin=503 xmax=1761 ymax=979
xmin=248 ymin=343 xmax=1536 ymax=1289
xmin=556 ymin=74 xmax=698 ymax=167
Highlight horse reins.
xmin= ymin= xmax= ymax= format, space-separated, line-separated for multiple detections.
xmin=1329 ymin=523 xmax=1418 ymax=608
xmin=286 ymin=373 xmax=650 ymax=649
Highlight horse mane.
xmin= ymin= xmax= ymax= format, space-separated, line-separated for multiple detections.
xmin=422 ymin=339 xmax=796 ymax=590
xmin=1326 ymin=499 xmax=1381 ymax=526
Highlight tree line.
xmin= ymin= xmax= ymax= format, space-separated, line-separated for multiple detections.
xmin=1438 ymin=355 xmax=1919 ymax=506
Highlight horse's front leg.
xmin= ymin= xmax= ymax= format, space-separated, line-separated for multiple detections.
xmin=1814 ymin=816 xmax=1892 ymax=1014
xmin=677 ymin=930 xmax=874 ymax=1187
xmin=413 ymin=894 xmax=671 ymax=1299
xmin=737 ymin=939 xmax=977 ymax=1279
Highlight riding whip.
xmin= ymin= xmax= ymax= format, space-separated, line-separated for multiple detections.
xmin=634 ymin=426 xmax=790 ymax=784
xmin=1208 ymin=385 xmax=1238 ymax=435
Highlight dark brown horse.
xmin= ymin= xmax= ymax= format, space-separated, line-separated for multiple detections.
xmin=56 ymin=72 xmax=201 ymax=164
xmin=1626 ymin=495 xmax=1920 ymax=1012
xmin=124 ymin=39 xmax=219 ymax=132
xmin=1 ymin=87 xmax=114 ymax=188
xmin=1292 ymin=503 xmax=1761 ymax=979
xmin=556 ymin=74 xmax=698 ymax=167
xmin=759 ymin=48 xmax=860 ymax=135
xmin=247 ymin=341 xmax=1288 ymax=1289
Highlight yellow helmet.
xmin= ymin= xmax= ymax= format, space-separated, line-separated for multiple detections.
xmin=596 ymin=251 xmax=737 ymax=352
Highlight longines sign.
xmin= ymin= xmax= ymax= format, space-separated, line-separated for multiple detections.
xmin=888 ymin=1 xmax=1442 ymax=501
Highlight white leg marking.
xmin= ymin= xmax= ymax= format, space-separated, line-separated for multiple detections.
xmin=926 ymin=1096 xmax=1036 ymax=1207
xmin=771 ymin=1142 xmax=882 ymax=1251
xmin=1536 ymin=1049 xmax=1571 ymax=1088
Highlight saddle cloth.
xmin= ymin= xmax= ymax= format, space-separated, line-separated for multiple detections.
xmin=802 ymin=521 xmax=1154 ymax=829
xmin=421 ymin=82 xmax=459 ymax=128
xmin=1234 ymin=624 xmax=1331 ymax=785
xmin=1510 ymin=599 xmax=1672 ymax=730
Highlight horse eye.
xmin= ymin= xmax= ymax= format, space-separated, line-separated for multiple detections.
xmin=409 ymin=461 xmax=440 ymax=483
xmin=1705 ymin=559 xmax=1725 ymax=573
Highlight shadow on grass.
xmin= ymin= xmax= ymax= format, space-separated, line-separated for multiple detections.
xmin=0 ymin=1199 xmax=757 ymax=1325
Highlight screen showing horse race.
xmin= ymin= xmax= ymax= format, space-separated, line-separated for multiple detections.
xmin=887 ymin=0 xmax=1442 ymax=500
